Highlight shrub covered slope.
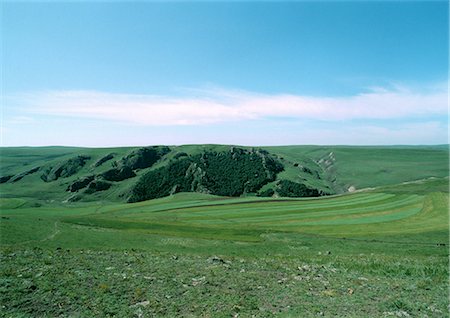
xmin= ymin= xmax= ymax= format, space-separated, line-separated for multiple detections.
xmin=0 ymin=144 xmax=448 ymax=204
xmin=129 ymin=148 xmax=285 ymax=202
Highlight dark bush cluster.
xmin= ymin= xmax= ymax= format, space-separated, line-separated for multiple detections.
xmin=101 ymin=167 xmax=136 ymax=182
xmin=129 ymin=158 xmax=194 ymax=202
xmin=200 ymin=150 xmax=282 ymax=196
xmin=67 ymin=176 xmax=95 ymax=192
xmin=257 ymin=188 xmax=275 ymax=197
xmin=117 ymin=147 xmax=170 ymax=170
xmin=276 ymin=180 xmax=321 ymax=198
xmin=128 ymin=149 xmax=284 ymax=202
xmin=84 ymin=180 xmax=112 ymax=194
xmin=173 ymin=152 xmax=188 ymax=160
xmin=41 ymin=156 xmax=90 ymax=182
xmin=63 ymin=147 xmax=171 ymax=197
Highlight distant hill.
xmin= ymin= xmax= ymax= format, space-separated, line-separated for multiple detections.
xmin=0 ymin=145 xmax=448 ymax=205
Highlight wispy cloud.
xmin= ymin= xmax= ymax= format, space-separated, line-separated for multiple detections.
xmin=6 ymin=83 xmax=447 ymax=126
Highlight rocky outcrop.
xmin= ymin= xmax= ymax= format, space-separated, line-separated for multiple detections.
xmin=67 ymin=175 xmax=95 ymax=192
xmin=9 ymin=167 xmax=40 ymax=183
xmin=41 ymin=156 xmax=90 ymax=182
xmin=84 ymin=180 xmax=112 ymax=194
xmin=93 ymin=153 xmax=114 ymax=168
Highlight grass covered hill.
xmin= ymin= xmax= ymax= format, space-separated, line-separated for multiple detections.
xmin=0 ymin=144 xmax=448 ymax=205
xmin=1 ymin=144 xmax=448 ymax=317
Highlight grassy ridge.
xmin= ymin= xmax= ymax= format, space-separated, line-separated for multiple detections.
xmin=266 ymin=145 xmax=449 ymax=190
xmin=1 ymin=145 xmax=448 ymax=203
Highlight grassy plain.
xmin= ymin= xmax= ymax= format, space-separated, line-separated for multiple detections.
xmin=0 ymin=145 xmax=448 ymax=317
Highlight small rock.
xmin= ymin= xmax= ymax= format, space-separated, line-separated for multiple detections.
xmin=192 ymin=276 xmax=206 ymax=286
xmin=130 ymin=300 xmax=150 ymax=308
xmin=134 ymin=307 xmax=143 ymax=318
xmin=298 ymin=265 xmax=311 ymax=272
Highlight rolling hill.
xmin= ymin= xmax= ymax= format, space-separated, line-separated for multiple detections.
xmin=1 ymin=144 xmax=448 ymax=317
xmin=0 ymin=144 xmax=447 ymax=206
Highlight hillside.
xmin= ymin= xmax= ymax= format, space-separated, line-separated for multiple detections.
xmin=1 ymin=145 xmax=448 ymax=317
xmin=1 ymin=176 xmax=448 ymax=317
xmin=0 ymin=145 xmax=448 ymax=205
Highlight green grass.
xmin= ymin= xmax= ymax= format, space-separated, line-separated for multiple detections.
xmin=266 ymin=145 xmax=449 ymax=191
xmin=1 ymin=177 xmax=449 ymax=317
xmin=1 ymin=145 xmax=448 ymax=203
xmin=0 ymin=145 xmax=448 ymax=317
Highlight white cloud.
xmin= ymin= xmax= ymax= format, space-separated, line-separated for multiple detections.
xmin=6 ymin=83 xmax=448 ymax=126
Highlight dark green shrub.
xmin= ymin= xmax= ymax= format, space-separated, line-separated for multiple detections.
xmin=85 ymin=180 xmax=112 ymax=194
xmin=67 ymin=175 xmax=95 ymax=192
xmin=118 ymin=147 xmax=170 ymax=170
xmin=173 ymin=152 xmax=188 ymax=159
xmin=101 ymin=167 xmax=136 ymax=181
xmin=277 ymin=180 xmax=320 ymax=197
xmin=41 ymin=156 xmax=90 ymax=182
xmin=129 ymin=148 xmax=284 ymax=202
xmin=128 ymin=158 xmax=193 ymax=202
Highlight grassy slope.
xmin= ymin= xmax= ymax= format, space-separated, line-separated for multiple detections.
xmin=0 ymin=145 xmax=448 ymax=317
xmin=266 ymin=145 xmax=449 ymax=190
xmin=1 ymin=145 xmax=448 ymax=204
xmin=1 ymin=177 xmax=449 ymax=317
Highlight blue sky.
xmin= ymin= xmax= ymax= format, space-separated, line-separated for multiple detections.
xmin=1 ymin=1 xmax=448 ymax=146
